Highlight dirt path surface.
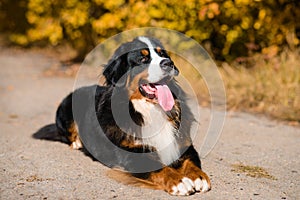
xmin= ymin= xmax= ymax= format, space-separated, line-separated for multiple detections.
xmin=0 ymin=47 xmax=299 ymax=200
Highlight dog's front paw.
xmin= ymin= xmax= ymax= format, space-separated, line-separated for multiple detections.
xmin=169 ymin=176 xmax=210 ymax=196
xmin=70 ymin=137 xmax=82 ymax=150
xmin=193 ymin=177 xmax=210 ymax=192
xmin=180 ymin=160 xmax=211 ymax=194
xmin=170 ymin=177 xmax=195 ymax=196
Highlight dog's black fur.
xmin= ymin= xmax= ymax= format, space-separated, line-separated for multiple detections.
xmin=33 ymin=36 xmax=211 ymax=195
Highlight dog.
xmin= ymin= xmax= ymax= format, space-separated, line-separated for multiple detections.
xmin=34 ymin=36 xmax=211 ymax=196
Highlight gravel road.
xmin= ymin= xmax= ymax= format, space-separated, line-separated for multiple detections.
xmin=0 ymin=47 xmax=299 ymax=200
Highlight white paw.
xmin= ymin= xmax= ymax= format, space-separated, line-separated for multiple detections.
xmin=194 ymin=178 xmax=210 ymax=192
xmin=170 ymin=177 xmax=211 ymax=195
xmin=170 ymin=177 xmax=195 ymax=196
xmin=70 ymin=139 xmax=82 ymax=150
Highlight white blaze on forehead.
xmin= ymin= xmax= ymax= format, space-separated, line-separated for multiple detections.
xmin=138 ymin=36 xmax=166 ymax=83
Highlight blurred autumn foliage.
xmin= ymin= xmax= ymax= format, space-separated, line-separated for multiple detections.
xmin=1 ymin=0 xmax=299 ymax=61
xmin=1 ymin=0 xmax=299 ymax=123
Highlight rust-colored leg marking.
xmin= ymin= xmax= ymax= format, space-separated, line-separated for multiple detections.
xmin=147 ymin=159 xmax=211 ymax=196
xmin=148 ymin=167 xmax=185 ymax=194
xmin=68 ymin=122 xmax=82 ymax=150
xmin=180 ymin=159 xmax=211 ymax=192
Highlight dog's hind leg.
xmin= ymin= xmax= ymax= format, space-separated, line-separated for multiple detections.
xmin=56 ymin=92 xmax=82 ymax=149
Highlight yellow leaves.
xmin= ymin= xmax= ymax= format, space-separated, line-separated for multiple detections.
xmin=6 ymin=0 xmax=299 ymax=62
xmin=198 ymin=2 xmax=220 ymax=21
xmin=220 ymin=24 xmax=228 ymax=33
xmin=26 ymin=11 xmax=39 ymax=24
xmin=27 ymin=18 xmax=63 ymax=45
xmin=210 ymin=3 xmax=220 ymax=15
xmin=148 ymin=6 xmax=164 ymax=19
xmin=223 ymin=0 xmax=234 ymax=9
xmin=66 ymin=0 xmax=79 ymax=7
xmin=241 ymin=17 xmax=251 ymax=30
xmin=254 ymin=9 xmax=267 ymax=30
xmin=222 ymin=26 xmax=243 ymax=55
xmin=28 ymin=0 xmax=49 ymax=14
xmin=253 ymin=21 xmax=261 ymax=30
xmin=24 ymin=0 xmax=90 ymax=45
xmin=262 ymin=45 xmax=279 ymax=59
xmin=226 ymin=29 xmax=239 ymax=43
xmin=61 ymin=2 xmax=89 ymax=28
xmin=258 ymin=9 xmax=266 ymax=20
xmin=9 ymin=34 xmax=29 ymax=46
xmin=226 ymin=26 xmax=242 ymax=43
xmin=222 ymin=0 xmax=240 ymax=19
xmin=130 ymin=2 xmax=150 ymax=26
xmin=94 ymin=0 xmax=125 ymax=10
xmin=93 ymin=13 xmax=120 ymax=31
xmin=48 ymin=24 xmax=63 ymax=45
xmin=235 ymin=0 xmax=251 ymax=5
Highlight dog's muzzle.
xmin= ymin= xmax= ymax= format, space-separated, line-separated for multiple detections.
xmin=160 ymin=59 xmax=179 ymax=76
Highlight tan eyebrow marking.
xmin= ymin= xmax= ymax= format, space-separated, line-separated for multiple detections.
xmin=141 ymin=49 xmax=149 ymax=56
xmin=156 ymin=46 xmax=162 ymax=53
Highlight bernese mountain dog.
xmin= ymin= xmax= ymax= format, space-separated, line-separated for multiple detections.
xmin=38 ymin=36 xmax=211 ymax=195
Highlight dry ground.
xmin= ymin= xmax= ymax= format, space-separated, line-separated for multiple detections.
xmin=0 ymin=47 xmax=299 ymax=199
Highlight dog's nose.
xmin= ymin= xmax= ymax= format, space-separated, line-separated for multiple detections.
xmin=160 ymin=59 xmax=179 ymax=76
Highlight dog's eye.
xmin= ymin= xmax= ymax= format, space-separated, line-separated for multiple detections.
xmin=141 ymin=49 xmax=149 ymax=56
xmin=158 ymin=51 xmax=164 ymax=57
xmin=156 ymin=47 xmax=165 ymax=57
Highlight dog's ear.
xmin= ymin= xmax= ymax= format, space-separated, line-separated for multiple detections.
xmin=103 ymin=42 xmax=133 ymax=86
xmin=103 ymin=56 xmax=128 ymax=86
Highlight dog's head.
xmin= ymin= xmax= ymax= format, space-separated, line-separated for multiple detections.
xmin=103 ymin=36 xmax=179 ymax=111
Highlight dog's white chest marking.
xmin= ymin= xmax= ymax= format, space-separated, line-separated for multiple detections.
xmin=131 ymin=99 xmax=180 ymax=165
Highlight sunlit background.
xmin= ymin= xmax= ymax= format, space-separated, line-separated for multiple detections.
xmin=0 ymin=0 xmax=299 ymax=123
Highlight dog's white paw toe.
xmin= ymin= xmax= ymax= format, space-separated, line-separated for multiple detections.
xmin=194 ymin=178 xmax=210 ymax=192
xmin=171 ymin=177 xmax=195 ymax=196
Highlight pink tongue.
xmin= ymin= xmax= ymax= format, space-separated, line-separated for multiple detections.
xmin=155 ymin=85 xmax=175 ymax=111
